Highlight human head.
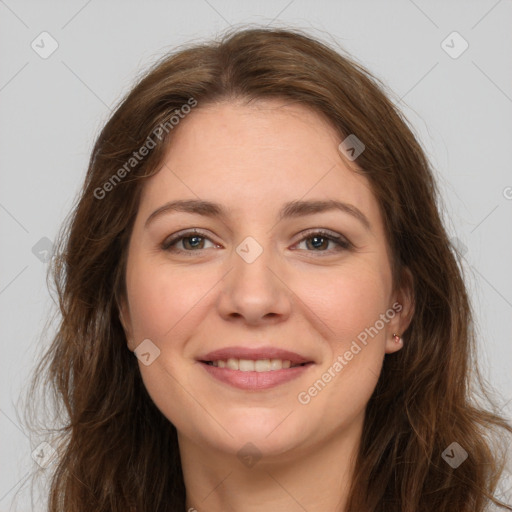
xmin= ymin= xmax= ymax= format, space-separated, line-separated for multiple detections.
xmin=34 ymin=26 xmax=511 ymax=512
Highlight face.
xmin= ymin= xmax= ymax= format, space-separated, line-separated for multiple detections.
xmin=119 ymin=99 xmax=413 ymax=461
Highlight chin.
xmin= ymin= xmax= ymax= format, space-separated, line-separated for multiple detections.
xmin=211 ymin=412 xmax=311 ymax=456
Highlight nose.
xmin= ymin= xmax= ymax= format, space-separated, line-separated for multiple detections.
xmin=216 ymin=238 xmax=292 ymax=326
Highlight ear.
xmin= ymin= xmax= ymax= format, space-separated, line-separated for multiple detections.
xmin=117 ymin=295 xmax=135 ymax=352
xmin=385 ymin=266 xmax=415 ymax=354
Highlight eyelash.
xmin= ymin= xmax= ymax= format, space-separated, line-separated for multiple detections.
xmin=160 ymin=229 xmax=353 ymax=255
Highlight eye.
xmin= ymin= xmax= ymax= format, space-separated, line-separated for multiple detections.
xmin=293 ymin=229 xmax=352 ymax=253
xmin=161 ymin=228 xmax=353 ymax=254
xmin=161 ymin=229 xmax=218 ymax=253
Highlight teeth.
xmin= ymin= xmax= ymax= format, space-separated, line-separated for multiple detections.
xmin=239 ymin=359 xmax=255 ymax=372
xmin=226 ymin=358 xmax=238 ymax=370
xmin=255 ymin=359 xmax=270 ymax=372
xmin=208 ymin=358 xmax=301 ymax=371
xmin=270 ymin=358 xmax=284 ymax=370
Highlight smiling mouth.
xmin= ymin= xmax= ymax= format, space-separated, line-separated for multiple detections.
xmin=201 ymin=359 xmax=312 ymax=372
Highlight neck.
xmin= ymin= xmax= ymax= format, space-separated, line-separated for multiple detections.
xmin=178 ymin=414 xmax=363 ymax=512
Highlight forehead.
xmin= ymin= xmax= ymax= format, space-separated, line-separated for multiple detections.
xmin=137 ymin=99 xmax=381 ymax=229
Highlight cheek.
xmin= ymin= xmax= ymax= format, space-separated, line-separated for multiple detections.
xmin=125 ymin=256 xmax=216 ymax=341
xmin=125 ymin=258 xmax=217 ymax=430
xmin=292 ymin=264 xmax=391 ymax=421
xmin=297 ymin=262 xmax=391 ymax=344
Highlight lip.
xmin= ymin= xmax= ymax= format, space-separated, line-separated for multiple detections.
xmin=198 ymin=345 xmax=313 ymax=365
xmin=198 ymin=361 xmax=315 ymax=390
xmin=196 ymin=345 xmax=315 ymax=391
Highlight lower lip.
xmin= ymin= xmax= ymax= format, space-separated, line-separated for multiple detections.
xmin=199 ymin=362 xmax=314 ymax=390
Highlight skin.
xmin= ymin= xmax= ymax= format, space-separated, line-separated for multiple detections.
xmin=119 ymin=98 xmax=414 ymax=512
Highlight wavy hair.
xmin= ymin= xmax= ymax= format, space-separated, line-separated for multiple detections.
xmin=23 ymin=26 xmax=511 ymax=511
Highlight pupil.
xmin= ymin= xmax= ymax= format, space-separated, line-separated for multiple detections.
xmin=309 ymin=236 xmax=326 ymax=250
xmin=186 ymin=236 xmax=202 ymax=249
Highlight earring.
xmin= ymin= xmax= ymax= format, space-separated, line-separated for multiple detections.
xmin=393 ymin=333 xmax=401 ymax=344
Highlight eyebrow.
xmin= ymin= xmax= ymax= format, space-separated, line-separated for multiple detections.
xmin=144 ymin=198 xmax=371 ymax=231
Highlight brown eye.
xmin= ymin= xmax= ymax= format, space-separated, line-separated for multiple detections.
xmin=294 ymin=230 xmax=352 ymax=253
xmin=180 ymin=235 xmax=206 ymax=250
xmin=161 ymin=230 xmax=217 ymax=253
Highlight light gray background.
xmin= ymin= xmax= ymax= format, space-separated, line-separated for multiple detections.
xmin=1 ymin=1 xmax=511 ymax=510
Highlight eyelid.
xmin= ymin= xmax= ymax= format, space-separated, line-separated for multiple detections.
xmin=292 ymin=228 xmax=353 ymax=251
xmin=161 ymin=228 xmax=353 ymax=253
xmin=160 ymin=228 xmax=215 ymax=251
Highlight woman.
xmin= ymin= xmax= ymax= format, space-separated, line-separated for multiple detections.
xmin=26 ymin=26 xmax=512 ymax=511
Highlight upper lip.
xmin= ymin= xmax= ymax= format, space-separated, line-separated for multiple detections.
xmin=198 ymin=346 xmax=314 ymax=365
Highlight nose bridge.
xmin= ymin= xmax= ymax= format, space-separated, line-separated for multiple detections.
xmin=217 ymin=233 xmax=291 ymax=323
xmin=235 ymin=234 xmax=275 ymax=287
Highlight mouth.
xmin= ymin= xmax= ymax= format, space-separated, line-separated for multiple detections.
xmin=196 ymin=346 xmax=315 ymax=390
xmin=197 ymin=345 xmax=315 ymax=370
xmin=200 ymin=359 xmax=312 ymax=371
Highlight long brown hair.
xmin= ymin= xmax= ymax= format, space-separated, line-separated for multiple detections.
xmin=24 ymin=26 xmax=512 ymax=511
